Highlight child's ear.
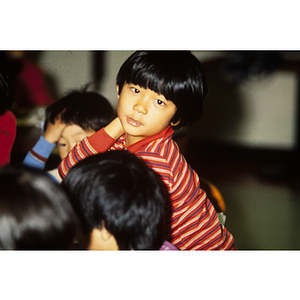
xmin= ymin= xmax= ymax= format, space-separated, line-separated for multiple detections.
xmin=88 ymin=228 xmax=102 ymax=250
xmin=99 ymin=220 xmax=111 ymax=241
xmin=100 ymin=226 xmax=112 ymax=241
xmin=88 ymin=227 xmax=118 ymax=250
xmin=170 ymin=119 xmax=181 ymax=127
xmin=116 ymin=85 xmax=120 ymax=98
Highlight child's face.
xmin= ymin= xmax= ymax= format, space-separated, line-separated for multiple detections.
xmin=117 ymin=83 xmax=177 ymax=146
xmin=57 ymin=124 xmax=95 ymax=159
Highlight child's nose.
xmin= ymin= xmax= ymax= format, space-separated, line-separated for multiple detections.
xmin=133 ymin=100 xmax=148 ymax=114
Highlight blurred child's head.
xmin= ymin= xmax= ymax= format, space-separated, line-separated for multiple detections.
xmin=116 ymin=51 xmax=207 ymax=129
xmin=0 ymin=166 xmax=78 ymax=249
xmin=44 ymin=88 xmax=115 ymax=159
xmin=62 ymin=150 xmax=165 ymax=250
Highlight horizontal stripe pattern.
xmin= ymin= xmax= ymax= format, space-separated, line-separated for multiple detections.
xmin=29 ymin=149 xmax=48 ymax=164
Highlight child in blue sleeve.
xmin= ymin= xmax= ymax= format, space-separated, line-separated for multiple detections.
xmin=22 ymin=88 xmax=115 ymax=182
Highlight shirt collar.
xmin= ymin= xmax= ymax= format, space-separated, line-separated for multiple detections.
xmin=127 ymin=126 xmax=174 ymax=153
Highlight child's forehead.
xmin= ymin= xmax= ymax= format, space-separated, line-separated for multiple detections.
xmin=61 ymin=124 xmax=93 ymax=138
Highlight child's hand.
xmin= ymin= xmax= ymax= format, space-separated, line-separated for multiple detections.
xmin=43 ymin=117 xmax=66 ymax=144
xmin=104 ymin=117 xmax=124 ymax=140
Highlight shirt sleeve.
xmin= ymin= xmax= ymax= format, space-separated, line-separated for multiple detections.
xmin=47 ymin=168 xmax=61 ymax=183
xmin=0 ymin=111 xmax=16 ymax=167
xmin=58 ymin=128 xmax=116 ymax=179
xmin=22 ymin=135 xmax=55 ymax=170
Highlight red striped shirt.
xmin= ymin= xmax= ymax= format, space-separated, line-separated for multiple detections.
xmin=59 ymin=126 xmax=236 ymax=250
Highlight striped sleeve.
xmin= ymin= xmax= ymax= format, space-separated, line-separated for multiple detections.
xmin=58 ymin=128 xmax=116 ymax=178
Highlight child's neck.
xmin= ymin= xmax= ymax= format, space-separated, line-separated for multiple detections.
xmin=125 ymin=134 xmax=144 ymax=147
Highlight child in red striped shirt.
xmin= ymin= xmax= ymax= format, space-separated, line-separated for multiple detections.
xmin=59 ymin=51 xmax=236 ymax=250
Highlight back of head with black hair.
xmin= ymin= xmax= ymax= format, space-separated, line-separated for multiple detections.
xmin=116 ymin=51 xmax=208 ymax=128
xmin=44 ymin=88 xmax=115 ymax=132
xmin=62 ymin=150 xmax=165 ymax=250
xmin=0 ymin=166 xmax=78 ymax=250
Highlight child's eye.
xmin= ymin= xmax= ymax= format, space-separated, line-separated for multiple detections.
xmin=58 ymin=143 xmax=66 ymax=147
xmin=156 ymin=99 xmax=165 ymax=106
xmin=131 ymin=87 xmax=140 ymax=94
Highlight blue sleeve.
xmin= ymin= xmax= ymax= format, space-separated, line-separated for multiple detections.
xmin=22 ymin=136 xmax=56 ymax=170
xmin=47 ymin=171 xmax=60 ymax=184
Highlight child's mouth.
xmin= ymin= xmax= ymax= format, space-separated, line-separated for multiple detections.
xmin=126 ymin=117 xmax=142 ymax=127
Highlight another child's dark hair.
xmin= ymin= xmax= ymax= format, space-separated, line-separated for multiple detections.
xmin=116 ymin=51 xmax=208 ymax=128
xmin=44 ymin=87 xmax=115 ymax=132
xmin=62 ymin=150 xmax=165 ymax=250
xmin=0 ymin=166 xmax=78 ymax=249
